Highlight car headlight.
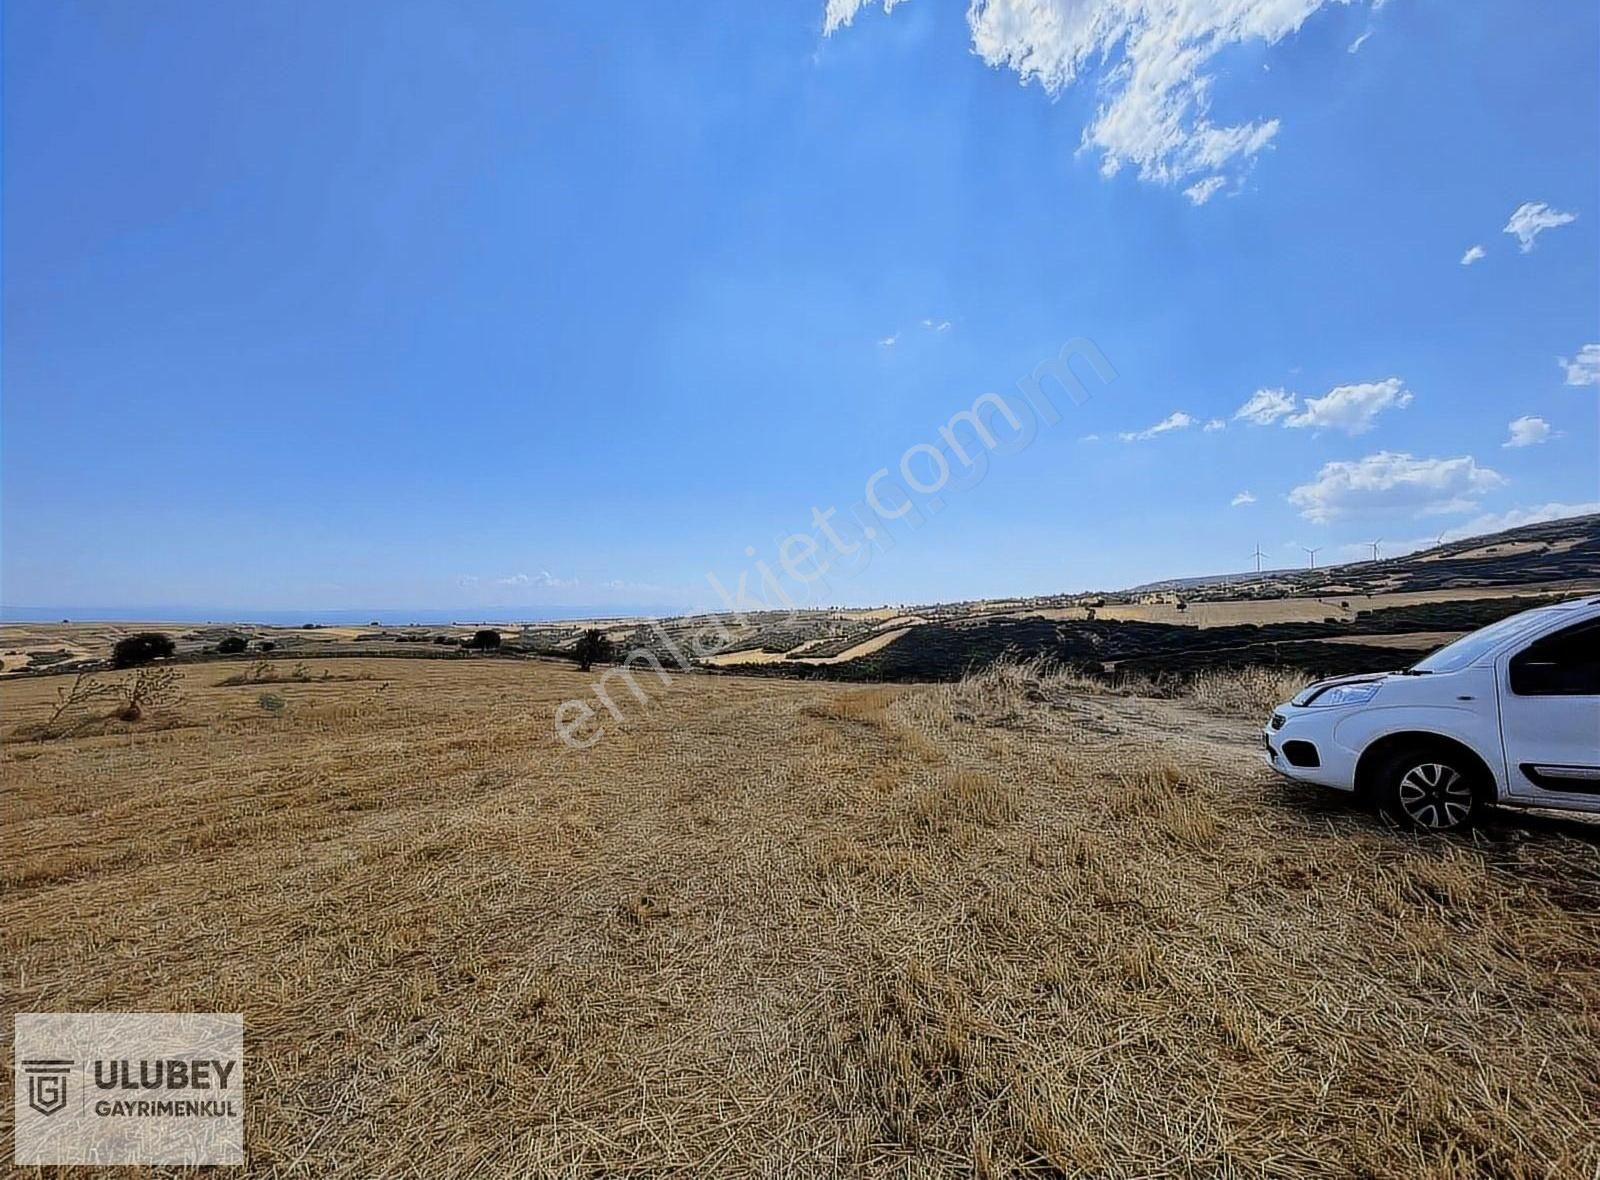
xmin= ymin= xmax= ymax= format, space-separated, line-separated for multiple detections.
xmin=1306 ymin=682 xmax=1380 ymax=708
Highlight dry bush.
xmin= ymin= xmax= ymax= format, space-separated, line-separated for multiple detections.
xmin=217 ymin=658 xmax=282 ymax=686
xmin=217 ymin=659 xmax=367 ymax=687
xmin=1184 ymin=665 xmax=1310 ymax=718
xmin=942 ymin=655 xmax=1121 ymax=729
xmin=42 ymin=671 xmax=122 ymax=733
xmin=18 ymin=667 xmax=184 ymax=737
xmin=116 ymin=665 xmax=184 ymax=721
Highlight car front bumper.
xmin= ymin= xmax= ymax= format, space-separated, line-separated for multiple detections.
xmin=1262 ymin=709 xmax=1360 ymax=792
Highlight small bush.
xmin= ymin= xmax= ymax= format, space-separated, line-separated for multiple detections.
xmin=31 ymin=667 xmax=184 ymax=735
xmin=112 ymin=632 xmax=175 ymax=668
xmin=117 ymin=666 xmax=184 ymax=721
xmin=258 ymin=641 xmax=276 ymax=652
xmin=217 ymin=636 xmax=248 ymax=655
xmin=575 ymin=629 xmax=612 ymax=671
xmin=467 ymin=629 xmax=502 ymax=650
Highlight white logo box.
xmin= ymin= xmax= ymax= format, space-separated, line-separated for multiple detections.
xmin=14 ymin=1012 xmax=243 ymax=1166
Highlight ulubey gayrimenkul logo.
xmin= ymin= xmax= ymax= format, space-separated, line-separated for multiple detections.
xmin=22 ymin=1059 xmax=72 ymax=1117
xmin=14 ymin=1013 xmax=245 ymax=1167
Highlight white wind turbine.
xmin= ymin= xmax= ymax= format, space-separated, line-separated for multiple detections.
xmin=1368 ymin=538 xmax=1382 ymax=561
xmin=1250 ymin=545 xmax=1266 ymax=573
xmin=1303 ymin=545 xmax=1321 ymax=569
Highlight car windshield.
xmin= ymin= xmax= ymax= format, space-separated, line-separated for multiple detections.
xmin=1409 ymin=608 xmax=1557 ymax=674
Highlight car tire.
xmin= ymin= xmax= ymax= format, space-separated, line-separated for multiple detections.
xmin=1372 ymin=743 xmax=1481 ymax=832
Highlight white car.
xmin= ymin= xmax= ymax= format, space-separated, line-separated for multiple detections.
xmin=1264 ymin=596 xmax=1600 ymax=830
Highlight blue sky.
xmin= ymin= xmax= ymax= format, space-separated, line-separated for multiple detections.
xmin=3 ymin=0 xmax=1597 ymax=619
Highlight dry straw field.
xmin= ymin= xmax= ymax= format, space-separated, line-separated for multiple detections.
xmin=3 ymin=657 xmax=1598 ymax=1177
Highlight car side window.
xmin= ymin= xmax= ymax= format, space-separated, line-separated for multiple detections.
xmin=1509 ymin=619 xmax=1600 ymax=696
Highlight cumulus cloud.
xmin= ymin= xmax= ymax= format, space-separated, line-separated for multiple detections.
xmin=1288 ymin=451 xmax=1505 ymax=522
xmin=922 ymin=318 xmax=953 ymax=331
xmin=878 ymin=333 xmax=898 ymax=347
xmin=1347 ymin=29 xmax=1371 ymax=53
xmin=1232 ymin=378 xmax=1411 ymax=433
xmin=1446 ymin=501 xmax=1600 ymax=537
xmin=1560 ymin=343 xmax=1600 ymax=386
xmin=1459 ymin=244 xmax=1485 ymax=266
xmin=1231 ymin=490 xmax=1256 ymax=506
xmin=1282 ymin=377 xmax=1412 ymax=434
xmin=1502 ymin=416 xmax=1553 ymax=448
xmin=1203 ymin=418 xmax=1226 ymax=432
xmin=1503 ymin=201 xmax=1576 ymax=252
xmin=1233 ymin=387 xmax=1296 ymax=425
xmin=825 ymin=0 xmax=1379 ymax=196
xmin=1119 ymin=410 xmax=1194 ymax=441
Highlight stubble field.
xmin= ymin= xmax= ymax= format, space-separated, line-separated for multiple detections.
xmin=3 ymin=658 xmax=1598 ymax=1177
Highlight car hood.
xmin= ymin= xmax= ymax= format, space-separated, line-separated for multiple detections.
xmin=1289 ymin=671 xmax=1398 ymax=707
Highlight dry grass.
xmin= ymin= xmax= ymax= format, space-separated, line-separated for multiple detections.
xmin=3 ymin=657 xmax=1597 ymax=1176
xmin=1184 ymin=665 xmax=1313 ymax=718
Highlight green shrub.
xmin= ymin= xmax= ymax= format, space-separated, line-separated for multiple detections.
xmin=112 ymin=632 xmax=175 ymax=668
xmin=575 ymin=628 xmax=612 ymax=671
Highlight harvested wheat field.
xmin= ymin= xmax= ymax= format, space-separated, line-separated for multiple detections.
xmin=3 ymin=658 xmax=1598 ymax=1177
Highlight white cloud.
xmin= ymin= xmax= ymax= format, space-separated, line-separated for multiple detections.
xmin=1231 ymin=490 xmax=1256 ymax=506
xmin=1288 ymin=451 xmax=1505 ymax=522
xmin=1503 ymin=201 xmax=1576 ymax=252
xmin=1283 ymin=377 xmax=1412 ymax=434
xmin=1502 ymin=416 xmax=1552 ymax=448
xmin=822 ymin=0 xmax=905 ymax=34
xmin=1080 ymin=432 xmax=1101 ymax=441
xmin=1119 ymin=410 xmax=1194 ymax=441
xmin=1233 ymin=387 xmax=1296 ymax=425
xmin=827 ymin=0 xmax=1376 ymax=196
xmin=879 ymin=334 xmax=898 ymax=347
xmin=922 ymin=318 xmax=952 ymax=331
xmin=1560 ymin=343 xmax=1600 ymax=386
xmin=1459 ymin=244 xmax=1485 ymax=266
xmin=1203 ymin=418 xmax=1226 ymax=432
xmin=1446 ymin=501 xmax=1600 ymax=538
xmin=1184 ymin=176 xmax=1227 ymax=205
xmin=1347 ymin=30 xmax=1371 ymax=53
xmin=495 ymin=571 xmax=577 ymax=589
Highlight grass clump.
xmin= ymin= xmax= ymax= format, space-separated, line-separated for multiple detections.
xmin=1184 ymin=665 xmax=1310 ymax=718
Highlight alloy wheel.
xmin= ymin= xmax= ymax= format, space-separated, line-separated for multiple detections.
xmin=1396 ymin=762 xmax=1473 ymax=829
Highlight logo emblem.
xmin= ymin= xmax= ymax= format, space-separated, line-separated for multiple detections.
xmin=22 ymin=1059 xmax=72 ymax=1116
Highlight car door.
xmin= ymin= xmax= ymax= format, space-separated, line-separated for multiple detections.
xmin=1496 ymin=617 xmax=1600 ymax=808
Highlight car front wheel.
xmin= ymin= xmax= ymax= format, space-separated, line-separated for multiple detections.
xmin=1373 ymin=746 xmax=1481 ymax=832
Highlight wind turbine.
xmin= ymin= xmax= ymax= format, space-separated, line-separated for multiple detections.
xmin=1368 ymin=538 xmax=1382 ymax=561
xmin=1250 ymin=545 xmax=1266 ymax=573
xmin=1303 ymin=546 xmax=1321 ymax=569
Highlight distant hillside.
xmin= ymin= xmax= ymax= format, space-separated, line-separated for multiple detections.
xmin=1126 ymin=513 xmax=1600 ymax=600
